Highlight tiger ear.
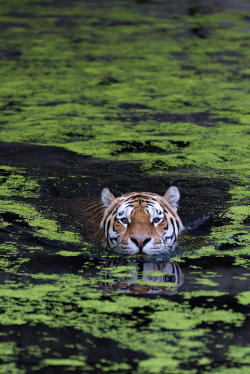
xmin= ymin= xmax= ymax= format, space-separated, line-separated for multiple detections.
xmin=163 ymin=186 xmax=180 ymax=210
xmin=101 ymin=187 xmax=115 ymax=208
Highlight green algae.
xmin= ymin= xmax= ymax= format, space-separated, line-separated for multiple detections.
xmin=0 ymin=364 xmax=25 ymax=374
xmin=182 ymin=291 xmax=228 ymax=299
xmin=0 ymin=2 xmax=249 ymax=181
xmin=236 ymin=291 xmax=250 ymax=306
xmin=194 ymin=278 xmax=218 ymax=287
xmin=0 ymin=341 xmax=18 ymax=358
xmin=42 ymin=358 xmax=89 ymax=367
xmin=0 ymin=171 xmax=39 ymax=198
xmin=0 ymin=269 xmax=246 ymax=372
xmin=209 ymin=367 xmax=250 ymax=374
xmin=0 ymin=199 xmax=81 ymax=245
xmin=57 ymin=250 xmax=82 ymax=257
xmin=227 ymin=346 xmax=250 ymax=365
xmin=0 ymin=1 xmax=249 ymax=373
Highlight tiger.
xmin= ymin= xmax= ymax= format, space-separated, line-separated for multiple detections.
xmin=80 ymin=186 xmax=183 ymax=255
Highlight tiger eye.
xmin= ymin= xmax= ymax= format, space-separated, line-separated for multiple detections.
xmin=152 ymin=217 xmax=160 ymax=224
xmin=121 ymin=218 xmax=129 ymax=225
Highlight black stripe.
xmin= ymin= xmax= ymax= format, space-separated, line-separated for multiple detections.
xmin=125 ymin=203 xmax=132 ymax=207
xmin=170 ymin=218 xmax=177 ymax=240
xmin=163 ymin=210 xmax=170 ymax=219
xmin=144 ymin=199 xmax=157 ymax=204
xmin=123 ymin=194 xmax=157 ymax=202
xmin=106 ymin=219 xmax=111 ymax=236
xmin=112 ymin=205 xmax=120 ymax=216
xmin=176 ymin=220 xmax=180 ymax=230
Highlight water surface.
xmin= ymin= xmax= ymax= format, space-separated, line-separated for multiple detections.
xmin=0 ymin=0 xmax=249 ymax=373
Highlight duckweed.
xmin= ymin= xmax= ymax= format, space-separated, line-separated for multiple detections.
xmin=0 ymin=0 xmax=249 ymax=373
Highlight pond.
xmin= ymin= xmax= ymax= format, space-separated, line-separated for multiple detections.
xmin=0 ymin=0 xmax=249 ymax=373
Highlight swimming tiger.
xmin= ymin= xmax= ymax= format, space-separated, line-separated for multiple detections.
xmin=80 ymin=186 xmax=183 ymax=255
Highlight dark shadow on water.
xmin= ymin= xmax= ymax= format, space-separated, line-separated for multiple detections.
xmin=0 ymin=141 xmax=230 ymax=253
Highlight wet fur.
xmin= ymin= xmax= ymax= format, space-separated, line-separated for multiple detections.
xmin=72 ymin=188 xmax=183 ymax=253
xmin=101 ymin=191 xmax=183 ymax=253
xmin=70 ymin=197 xmax=105 ymax=243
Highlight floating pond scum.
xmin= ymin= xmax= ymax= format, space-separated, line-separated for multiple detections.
xmin=0 ymin=0 xmax=249 ymax=373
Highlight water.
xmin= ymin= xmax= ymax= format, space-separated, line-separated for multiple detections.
xmin=0 ymin=1 xmax=249 ymax=373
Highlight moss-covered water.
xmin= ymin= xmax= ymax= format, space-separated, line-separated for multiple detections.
xmin=0 ymin=0 xmax=249 ymax=373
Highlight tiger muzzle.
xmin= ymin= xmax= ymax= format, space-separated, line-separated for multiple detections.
xmin=130 ymin=236 xmax=151 ymax=251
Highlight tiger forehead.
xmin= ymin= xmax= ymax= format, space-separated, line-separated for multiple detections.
xmin=119 ymin=192 xmax=159 ymax=204
xmin=117 ymin=194 xmax=164 ymax=213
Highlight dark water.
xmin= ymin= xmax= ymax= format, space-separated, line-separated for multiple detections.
xmin=0 ymin=1 xmax=249 ymax=373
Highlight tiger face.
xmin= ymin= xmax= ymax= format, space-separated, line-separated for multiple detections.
xmin=101 ymin=186 xmax=183 ymax=255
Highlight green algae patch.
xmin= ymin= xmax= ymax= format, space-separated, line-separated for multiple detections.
xmin=57 ymin=250 xmax=82 ymax=257
xmin=42 ymin=358 xmax=89 ymax=367
xmin=0 ymin=341 xmax=18 ymax=358
xmin=236 ymin=291 xmax=250 ymax=306
xmin=0 ymin=364 xmax=25 ymax=374
xmin=0 ymin=200 xmax=81 ymax=245
xmin=182 ymin=291 xmax=228 ymax=299
xmin=209 ymin=367 xmax=250 ymax=374
xmin=138 ymin=357 xmax=179 ymax=374
xmin=149 ymin=307 xmax=244 ymax=331
xmin=194 ymin=278 xmax=218 ymax=287
xmin=134 ymin=280 xmax=179 ymax=289
xmin=0 ymin=170 xmax=40 ymax=198
xmin=227 ymin=346 xmax=250 ymax=365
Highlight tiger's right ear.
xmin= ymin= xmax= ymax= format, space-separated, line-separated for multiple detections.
xmin=163 ymin=186 xmax=180 ymax=210
xmin=101 ymin=188 xmax=115 ymax=208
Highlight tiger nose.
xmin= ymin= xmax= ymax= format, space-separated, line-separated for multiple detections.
xmin=130 ymin=236 xmax=151 ymax=250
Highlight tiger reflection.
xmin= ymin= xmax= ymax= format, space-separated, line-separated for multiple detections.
xmin=101 ymin=261 xmax=184 ymax=295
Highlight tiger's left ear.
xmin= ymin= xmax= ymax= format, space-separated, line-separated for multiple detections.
xmin=163 ymin=186 xmax=180 ymax=210
xmin=101 ymin=187 xmax=115 ymax=208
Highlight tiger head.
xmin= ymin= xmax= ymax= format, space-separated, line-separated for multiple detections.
xmin=100 ymin=186 xmax=183 ymax=255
